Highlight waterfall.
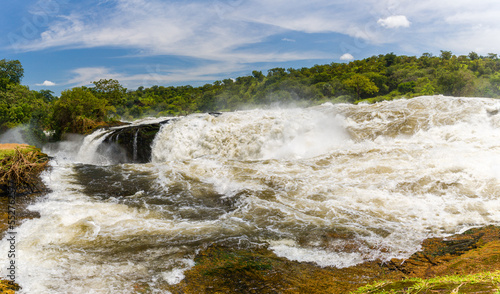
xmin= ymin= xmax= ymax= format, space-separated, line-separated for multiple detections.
xmin=5 ymin=96 xmax=500 ymax=293
xmin=75 ymin=129 xmax=113 ymax=165
xmin=133 ymin=129 xmax=139 ymax=162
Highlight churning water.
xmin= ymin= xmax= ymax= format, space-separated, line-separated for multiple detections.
xmin=2 ymin=95 xmax=500 ymax=293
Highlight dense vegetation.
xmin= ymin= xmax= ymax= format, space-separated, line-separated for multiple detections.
xmin=2 ymin=50 xmax=500 ymax=141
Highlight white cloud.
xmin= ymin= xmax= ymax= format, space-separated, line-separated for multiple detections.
xmin=340 ymin=53 xmax=354 ymax=61
xmin=35 ymin=80 xmax=56 ymax=86
xmin=376 ymin=0 xmax=500 ymax=53
xmin=377 ymin=15 xmax=411 ymax=29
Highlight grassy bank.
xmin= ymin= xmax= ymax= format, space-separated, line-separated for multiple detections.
xmin=0 ymin=144 xmax=48 ymax=196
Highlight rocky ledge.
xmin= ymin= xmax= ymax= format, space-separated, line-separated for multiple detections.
xmin=153 ymin=226 xmax=500 ymax=294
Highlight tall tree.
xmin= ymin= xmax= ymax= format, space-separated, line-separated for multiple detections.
xmin=51 ymin=87 xmax=110 ymax=136
xmin=0 ymin=59 xmax=23 ymax=89
xmin=344 ymin=74 xmax=379 ymax=100
xmin=91 ymin=79 xmax=127 ymax=107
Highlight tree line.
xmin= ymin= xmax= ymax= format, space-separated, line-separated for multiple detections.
xmin=2 ymin=51 xmax=500 ymax=143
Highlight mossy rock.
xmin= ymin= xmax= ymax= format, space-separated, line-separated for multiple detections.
xmin=164 ymin=245 xmax=394 ymax=294
xmin=161 ymin=227 xmax=500 ymax=294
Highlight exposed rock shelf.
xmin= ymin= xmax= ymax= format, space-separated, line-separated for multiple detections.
xmin=161 ymin=226 xmax=500 ymax=293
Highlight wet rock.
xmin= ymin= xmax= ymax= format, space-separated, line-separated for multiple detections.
xmin=164 ymin=245 xmax=390 ymax=294
xmin=98 ymin=123 xmax=165 ymax=163
xmin=163 ymin=226 xmax=500 ymax=293
xmin=209 ymin=112 xmax=223 ymax=117
xmin=96 ymin=119 xmax=178 ymax=164
xmin=386 ymin=226 xmax=500 ymax=278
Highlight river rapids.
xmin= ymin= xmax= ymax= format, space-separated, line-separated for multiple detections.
xmin=2 ymin=95 xmax=500 ymax=293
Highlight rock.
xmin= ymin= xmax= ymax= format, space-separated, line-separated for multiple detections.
xmin=162 ymin=226 xmax=500 ymax=293
xmin=98 ymin=123 xmax=165 ymax=163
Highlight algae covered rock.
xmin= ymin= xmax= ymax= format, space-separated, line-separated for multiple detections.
xmin=163 ymin=226 xmax=500 ymax=294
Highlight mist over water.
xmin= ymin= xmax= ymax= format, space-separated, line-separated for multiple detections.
xmin=2 ymin=95 xmax=500 ymax=293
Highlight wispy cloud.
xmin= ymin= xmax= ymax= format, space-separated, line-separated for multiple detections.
xmin=17 ymin=0 xmax=290 ymax=61
xmin=382 ymin=0 xmax=500 ymax=53
xmin=15 ymin=0 xmax=390 ymax=58
xmin=18 ymin=0 xmax=500 ymax=59
xmin=65 ymin=61 xmax=250 ymax=89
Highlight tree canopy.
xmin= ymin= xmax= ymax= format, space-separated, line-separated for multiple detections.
xmin=51 ymin=87 xmax=111 ymax=137
xmin=0 ymin=59 xmax=23 ymax=90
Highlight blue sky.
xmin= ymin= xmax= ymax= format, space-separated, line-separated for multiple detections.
xmin=2 ymin=0 xmax=500 ymax=95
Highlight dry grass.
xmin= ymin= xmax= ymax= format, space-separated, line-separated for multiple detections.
xmin=0 ymin=146 xmax=48 ymax=195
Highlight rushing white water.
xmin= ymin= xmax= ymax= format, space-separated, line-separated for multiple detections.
xmin=2 ymin=95 xmax=500 ymax=293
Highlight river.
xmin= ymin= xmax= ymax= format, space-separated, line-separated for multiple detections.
xmin=2 ymin=95 xmax=500 ymax=293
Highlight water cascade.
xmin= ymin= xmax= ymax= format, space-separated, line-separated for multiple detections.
xmin=2 ymin=96 xmax=500 ymax=293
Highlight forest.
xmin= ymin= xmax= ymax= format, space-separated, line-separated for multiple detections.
xmin=2 ymin=50 xmax=500 ymax=144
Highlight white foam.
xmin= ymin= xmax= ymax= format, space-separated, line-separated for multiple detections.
xmin=75 ymin=129 xmax=113 ymax=165
xmin=161 ymin=259 xmax=195 ymax=285
xmin=270 ymin=241 xmax=366 ymax=268
xmin=151 ymin=108 xmax=349 ymax=162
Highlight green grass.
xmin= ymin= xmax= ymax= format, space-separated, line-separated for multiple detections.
xmin=0 ymin=145 xmax=39 ymax=158
xmin=355 ymin=271 xmax=500 ymax=293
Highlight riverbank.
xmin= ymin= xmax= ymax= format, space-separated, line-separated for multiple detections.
xmin=0 ymin=144 xmax=49 ymax=196
xmin=0 ymin=144 xmax=48 ymax=293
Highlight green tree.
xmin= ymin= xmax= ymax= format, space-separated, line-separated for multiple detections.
xmin=252 ymin=70 xmax=265 ymax=82
xmin=343 ymin=74 xmax=379 ymax=101
xmin=468 ymin=52 xmax=479 ymax=61
xmin=51 ymin=87 xmax=110 ymax=136
xmin=38 ymin=89 xmax=55 ymax=102
xmin=91 ymin=79 xmax=126 ymax=107
xmin=397 ymin=81 xmax=416 ymax=94
xmin=0 ymin=85 xmax=35 ymax=128
xmin=0 ymin=59 xmax=23 ymax=90
xmin=437 ymin=69 xmax=475 ymax=96
xmin=0 ymin=84 xmax=50 ymax=146
xmin=440 ymin=50 xmax=453 ymax=60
